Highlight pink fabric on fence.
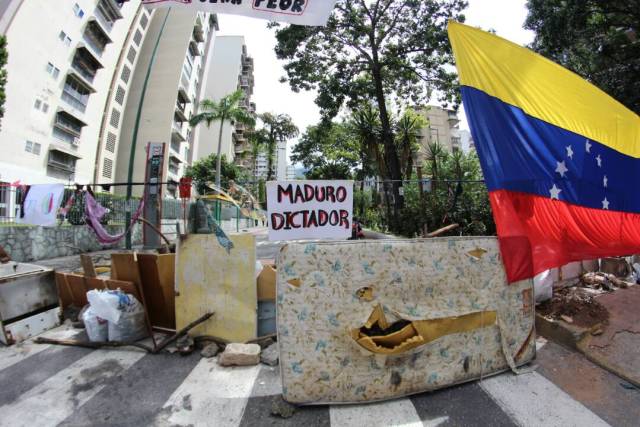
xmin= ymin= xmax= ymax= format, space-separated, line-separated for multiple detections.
xmin=85 ymin=193 xmax=144 ymax=245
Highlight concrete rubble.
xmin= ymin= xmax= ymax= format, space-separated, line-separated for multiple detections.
xmin=200 ymin=343 xmax=221 ymax=358
xmin=218 ymin=343 xmax=261 ymax=366
xmin=260 ymin=342 xmax=279 ymax=366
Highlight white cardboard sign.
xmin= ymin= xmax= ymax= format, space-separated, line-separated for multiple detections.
xmin=267 ymin=181 xmax=353 ymax=241
xmin=142 ymin=0 xmax=338 ymax=27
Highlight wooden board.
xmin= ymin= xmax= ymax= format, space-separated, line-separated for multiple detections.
xmin=56 ymin=273 xmax=140 ymax=311
xmin=175 ymin=234 xmax=257 ymax=342
xmin=137 ymin=254 xmax=176 ymax=329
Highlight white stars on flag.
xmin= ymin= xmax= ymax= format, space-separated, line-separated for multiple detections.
xmin=566 ymin=145 xmax=574 ymax=159
xmin=596 ymin=155 xmax=602 ymax=167
xmin=603 ymin=175 xmax=608 ymax=188
xmin=585 ymin=139 xmax=592 ymax=153
xmin=555 ymin=161 xmax=568 ymax=177
xmin=549 ymin=184 xmax=562 ymax=200
xmin=602 ymin=198 xmax=610 ymax=210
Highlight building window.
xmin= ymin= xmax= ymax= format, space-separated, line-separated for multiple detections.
xmin=59 ymin=31 xmax=72 ymax=46
xmin=42 ymin=103 xmax=49 ymax=113
xmin=34 ymin=99 xmax=42 ymax=110
xmin=121 ymin=65 xmax=131 ymax=83
xmin=115 ymin=86 xmax=125 ymax=105
xmin=48 ymin=150 xmax=77 ymax=173
xmin=106 ymin=132 xmax=116 ymax=152
xmin=53 ymin=112 xmax=85 ymax=146
xmin=73 ymin=3 xmax=84 ymax=18
xmin=72 ymin=47 xmax=101 ymax=83
xmin=25 ymin=141 xmax=41 ymax=155
xmin=140 ymin=14 xmax=149 ymax=29
xmin=110 ymin=108 xmax=120 ymax=128
xmin=46 ymin=62 xmax=60 ymax=79
xmin=126 ymin=46 xmax=136 ymax=63
xmin=102 ymin=158 xmax=113 ymax=178
xmin=61 ymin=75 xmax=91 ymax=112
xmin=83 ymin=21 xmax=110 ymax=55
xmin=133 ymin=29 xmax=143 ymax=46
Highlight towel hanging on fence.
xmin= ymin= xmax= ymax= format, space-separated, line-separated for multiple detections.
xmin=85 ymin=192 xmax=144 ymax=245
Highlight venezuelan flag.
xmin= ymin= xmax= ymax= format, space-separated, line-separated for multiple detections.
xmin=448 ymin=22 xmax=640 ymax=283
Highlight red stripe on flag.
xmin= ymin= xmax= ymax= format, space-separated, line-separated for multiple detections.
xmin=490 ymin=189 xmax=640 ymax=283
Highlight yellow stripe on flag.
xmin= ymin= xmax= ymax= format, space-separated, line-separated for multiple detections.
xmin=448 ymin=21 xmax=640 ymax=158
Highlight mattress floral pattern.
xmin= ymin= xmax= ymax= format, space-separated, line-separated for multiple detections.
xmin=276 ymin=237 xmax=535 ymax=404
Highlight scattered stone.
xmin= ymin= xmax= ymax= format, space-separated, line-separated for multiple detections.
xmin=218 ymin=343 xmax=261 ymax=366
xmin=260 ymin=343 xmax=279 ymax=366
xmin=270 ymin=395 xmax=297 ymax=419
xmin=200 ymin=343 xmax=220 ymax=358
xmin=176 ymin=336 xmax=195 ymax=355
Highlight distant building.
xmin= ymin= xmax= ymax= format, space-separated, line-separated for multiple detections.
xmin=459 ymin=130 xmax=475 ymax=154
xmin=276 ymin=141 xmax=287 ymax=181
xmin=286 ymin=165 xmax=295 ymax=180
xmin=115 ymin=9 xmax=218 ymax=198
xmin=254 ymin=142 xmax=288 ymax=181
xmin=193 ymin=36 xmax=256 ymax=171
xmin=416 ymin=106 xmax=461 ymax=161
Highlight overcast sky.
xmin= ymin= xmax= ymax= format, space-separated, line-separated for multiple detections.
xmin=216 ymin=0 xmax=535 ymax=162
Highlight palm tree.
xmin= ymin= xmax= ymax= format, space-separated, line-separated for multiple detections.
xmin=259 ymin=113 xmax=299 ymax=181
xmin=395 ymin=109 xmax=426 ymax=180
xmin=189 ymin=90 xmax=255 ymax=189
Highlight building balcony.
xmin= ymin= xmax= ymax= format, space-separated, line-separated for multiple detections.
xmin=189 ymin=40 xmax=202 ymax=57
xmin=94 ymin=0 xmax=123 ymax=33
xmin=193 ymin=23 xmax=205 ymax=43
xmin=172 ymin=122 xmax=186 ymax=143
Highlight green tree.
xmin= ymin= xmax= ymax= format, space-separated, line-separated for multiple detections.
xmin=258 ymin=113 xmax=299 ymax=181
xmin=525 ymin=0 xmax=640 ymax=114
xmin=291 ymin=122 xmax=360 ymax=180
xmin=185 ymin=154 xmax=249 ymax=195
xmin=273 ymin=0 xmax=467 ymax=213
xmin=189 ymin=90 xmax=255 ymax=189
xmin=0 ymin=36 xmax=8 ymax=123
xmin=395 ymin=109 xmax=427 ymax=180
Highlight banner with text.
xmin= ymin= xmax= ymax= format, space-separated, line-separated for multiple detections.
xmin=267 ymin=181 xmax=353 ymax=241
xmin=142 ymin=0 xmax=338 ymax=27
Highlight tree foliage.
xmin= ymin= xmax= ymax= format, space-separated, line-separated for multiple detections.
xmin=292 ymin=122 xmax=360 ymax=180
xmin=189 ymin=90 xmax=255 ymax=188
xmin=185 ymin=154 xmax=249 ymax=195
xmin=525 ymin=0 xmax=640 ymax=114
xmin=0 ymin=36 xmax=7 ymax=123
xmin=273 ymin=0 xmax=467 ymax=212
xmin=257 ymin=113 xmax=299 ymax=181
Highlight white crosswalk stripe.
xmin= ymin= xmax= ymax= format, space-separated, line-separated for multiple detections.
xmin=330 ymin=398 xmax=428 ymax=427
xmin=0 ymin=326 xmax=78 ymax=372
xmin=0 ymin=348 xmax=146 ymax=427
xmin=480 ymin=371 xmax=611 ymax=427
xmin=154 ymin=357 xmax=261 ymax=427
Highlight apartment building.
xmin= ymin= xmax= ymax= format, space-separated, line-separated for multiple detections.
xmin=0 ymin=0 xmax=151 ymax=218
xmin=286 ymin=165 xmax=295 ymax=180
xmin=115 ymin=8 xmax=218 ymax=198
xmin=194 ymin=36 xmax=256 ymax=169
xmin=254 ymin=140 xmax=288 ymax=181
xmin=416 ymin=106 xmax=462 ymax=160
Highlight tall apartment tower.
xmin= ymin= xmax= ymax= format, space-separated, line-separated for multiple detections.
xmin=194 ymin=35 xmax=256 ymax=169
xmin=0 ymin=0 xmax=151 ymax=194
xmin=416 ymin=106 xmax=462 ymax=159
xmin=115 ymin=9 xmax=218 ymax=197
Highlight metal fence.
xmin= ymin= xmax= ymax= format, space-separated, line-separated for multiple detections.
xmin=0 ymin=185 xmax=259 ymax=233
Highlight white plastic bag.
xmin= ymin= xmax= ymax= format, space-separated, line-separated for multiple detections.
xmin=82 ymin=306 xmax=108 ymax=342
xmin=533 ymin=270 xmax=553 ymax=303
xmin=87 ymin=289 xmax=126 ymax=323
xmin=107 ymin=294 xmax=147 ymax=342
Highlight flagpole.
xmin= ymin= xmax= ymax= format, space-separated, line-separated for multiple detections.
xmin=125 ymin=7 xmax=172 ymax=250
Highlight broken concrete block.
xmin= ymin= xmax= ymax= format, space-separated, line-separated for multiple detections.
xmin=260 ymin=343 xmax=279 ymax=366
xmin=200 ymin=343 xmax=220 ymax=358
xmin=218 ymin=343 xmax=260 ymax=366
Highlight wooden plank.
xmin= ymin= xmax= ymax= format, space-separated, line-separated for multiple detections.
xmin=55 ymin=272 xmax=74 ymax=312
xmin=80 ymin=255 xmax=97 ymax=278
xmin=175 ymin=234 xmax=257 ymax=342
xmin=137 ymin=254 xmax=176 ymax=329
xmin=63 ymin=274 xmax=89 ymax=307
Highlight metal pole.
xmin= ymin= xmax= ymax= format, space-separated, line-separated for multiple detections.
xmin=125 ymin=8 xmax=172 ymax=249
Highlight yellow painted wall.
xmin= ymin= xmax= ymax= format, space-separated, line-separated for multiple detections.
xmin=175 ymin=233 xmax=257 ymax=342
